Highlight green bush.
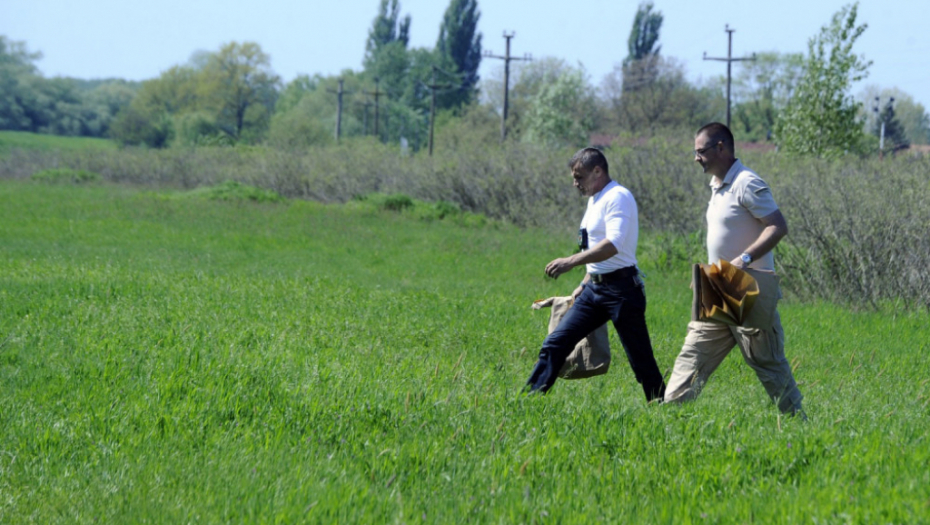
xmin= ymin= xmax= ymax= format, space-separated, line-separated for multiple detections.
xmin=183 ymin=180 xmax=283 ymax=203
xmin=172 ymin=112 xmax=229 ymax=148
xmin=31 ymin=168 xmax=102 ymax=184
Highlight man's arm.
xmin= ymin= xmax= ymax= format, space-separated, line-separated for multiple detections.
xmin=545 ymin=239 xmax=618 ymax=279
xmin=731 ymin=209 xmax=789 ymax=268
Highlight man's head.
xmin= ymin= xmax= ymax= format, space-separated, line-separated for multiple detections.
xmin=694 ymin=122 xmax=736 ymax=178
xmin=568 ymin=147 xmax=611 ymax=197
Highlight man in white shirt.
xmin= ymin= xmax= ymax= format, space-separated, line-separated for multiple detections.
xmin=526 ymin=148 xmax=666 ymax=402
xmin=664 ymin=123 xmax=805 ymax=416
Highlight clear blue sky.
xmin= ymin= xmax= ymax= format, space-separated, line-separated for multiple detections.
xmin=2 ymin=0 xmax=928 ymax=109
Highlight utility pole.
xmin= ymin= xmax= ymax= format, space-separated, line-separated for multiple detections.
xmin=361 ymin=99 xmax=372 ymax=136
xmin=424 ymin=66 xmax=453 ymax=156
xmin=365 ymin=77 xmax=383 ymax=139
xmin=326 ymin=79 xmax=346 ymax=142
xmin=873 ymin=95 xmax=895 ymax=160
xmin=703 ymin=24 xmax=755 ymax=129
xmin=483 ymin=31 xmax=532 ymax=142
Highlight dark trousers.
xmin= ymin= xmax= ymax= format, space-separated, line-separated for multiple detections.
xmin=526 ymin=275 xmax=666 ymax=401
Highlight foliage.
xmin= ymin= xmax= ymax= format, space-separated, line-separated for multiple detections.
xmin=361 ymin=41 xmax=439 ymax=149
xmin=108 ymin=42 xmax=279 ymax=147
xmin=774 ymin=3 xmax=872 ymax=157
xmin=772 ymin=154 xmax=930 ymax=309
xmin=432 ymin=102 xmax=501 ymax=150
xmin=0 ymin=36 xmax=136 ymax=138
xmin=730 ymin=52 xmax=805 ymax=142
xmin=522 ymin=67 xmax=598 ymax=148
xmin=1 ymin=181 xmax=929 ymax=522
xmin=364 ymin=0 xmax=411 ymax=65
xmin=352 ymin=191 xmax=487 ymax=225
xmin=171 ymin=111 xmax=225 ymax=147
xmin=182 ymin=179 xmax=283 ymax=202
xmin=201 ymin=42 xmax=280 ymax=141
xmin=132 ymin=65 xmax=202 ymax=115
xmin=108 ymin=105 xmax=174 ymax=148
xmin=626 ymin=1 xmax=663 ymax=65
xmin=480 ymin=57 xmax=576 ymax=140
xmin=30 ymin=167 xmax=101 ymax=184
xmin=602 ymin=57 xmax=725 ymax=134
xmin=435 ymin=0 xmax=482 ymax=109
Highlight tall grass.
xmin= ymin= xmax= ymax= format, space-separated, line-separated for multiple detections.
xmin=1 ymin=181 xmax=928 ymax=523
xmin=2 ymin=134 xmax=928 ymax=308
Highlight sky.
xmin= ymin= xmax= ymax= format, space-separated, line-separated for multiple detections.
xmin=2 ymin=0 xmax=929 ymax=109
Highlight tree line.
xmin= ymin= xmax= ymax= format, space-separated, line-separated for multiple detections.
xmin=1 ymin=1 xmax=928 ymax=156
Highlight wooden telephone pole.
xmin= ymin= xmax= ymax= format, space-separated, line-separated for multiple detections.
xmin=703 ymin=25 xmax=755 ymax=129
xmin=483 ymin=31 xmax=531 ymax=141
xmin=423 ymin=66 xmax=455 ymax=156
xmin=365 ymin=77 xmax=383 ymax=138
xmin=327 ymin=79 xmax=346 ymax=142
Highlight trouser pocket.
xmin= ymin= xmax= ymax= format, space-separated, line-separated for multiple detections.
xmin=735 ymin=326 xmax=780 ymax=366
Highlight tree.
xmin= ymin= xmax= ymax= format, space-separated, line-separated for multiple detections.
xmin=435 ymin=0 xmax=482 ymax=109
xmin=110 ymin=65 xmax=200 ymax=146
xmin=364 ymin=0 xmax=411 ymax=65
xmin=133 ymin=66 xmax=201 ymax=115
xmin=730 ymin=52 xmax=804 ymax=141
xmin=619 ymin=2 xmax=664 ymax=108
xmin=480 ymin=57 xmax=575 ymax=140
xmin=0 ymin=36 xmax=42 ymax=130
xmin=523 ymin=65 xmax=598 ymax=148
xmin=201 ymin=42 xmax=280 ymax=141
xmin=774 ymin=3 xmax=872 ymax=157
xmin=626 ymin=1 xmax=662 ymax=65
xmin=109 ymin=105 xmax=173 ymax=147
xmin=601 ymin=57 xmax=724 ymax=134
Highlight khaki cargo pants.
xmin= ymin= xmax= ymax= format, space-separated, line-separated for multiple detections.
xmin=664 ymin=270 xmax=804 ymax=414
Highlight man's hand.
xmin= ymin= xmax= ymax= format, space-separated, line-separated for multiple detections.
xmin=730 ymin=257 xmax=748 ymax=269
xmin=545 ymin=257 xmax=576 ymax=279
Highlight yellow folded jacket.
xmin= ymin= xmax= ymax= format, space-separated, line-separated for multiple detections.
xmin=691 ymin=259 xmax=760 ymax=326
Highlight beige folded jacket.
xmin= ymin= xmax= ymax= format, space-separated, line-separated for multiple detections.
xmin=532 ymin=296 xmax=611 ymax=379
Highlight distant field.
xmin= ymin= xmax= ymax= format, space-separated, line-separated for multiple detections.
xmin=0 ymin=181 xmax=928 ymax=523
xmin=0 ymin=130 xmax=116 ymax=155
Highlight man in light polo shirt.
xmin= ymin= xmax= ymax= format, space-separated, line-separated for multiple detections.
xmin=664 ymin=122 xmax=805 ymax=416
xmin=525 ymin=148 xmax=666 ymax=402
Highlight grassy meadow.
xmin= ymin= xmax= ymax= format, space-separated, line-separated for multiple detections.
xmin=0 ymin=131 xmax=116 ymax=157
xmin=1 ymin=180 xmax=929 ymax=524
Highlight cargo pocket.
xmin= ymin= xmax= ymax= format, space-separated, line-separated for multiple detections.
xmin=735 ymin=326 xmax=778 ymax=366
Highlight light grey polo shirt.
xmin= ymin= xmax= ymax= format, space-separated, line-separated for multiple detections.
xmin=706 ymin=159 xmax=779 ymax=272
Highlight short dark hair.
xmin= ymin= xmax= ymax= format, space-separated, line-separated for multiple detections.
xmin=568 ymin=147 xmax=609 ymax=175
xmin=696 ymin=122 xmax=735 ymax=153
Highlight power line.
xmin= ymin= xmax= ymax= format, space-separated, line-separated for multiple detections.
xmin=484 ymin=31 xmax=532 ymax=142
xmin=703 ymin=24 xmax=756 ymax=129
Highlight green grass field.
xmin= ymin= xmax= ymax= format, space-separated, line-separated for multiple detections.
xmin=1 ymin=181 xmax=928 ymax=523
xmin=0 ymin=130 xmax=117 ymax=156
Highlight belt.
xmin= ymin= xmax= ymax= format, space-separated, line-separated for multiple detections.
xmin=589 ymin=265 xmax=638 ymax=284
